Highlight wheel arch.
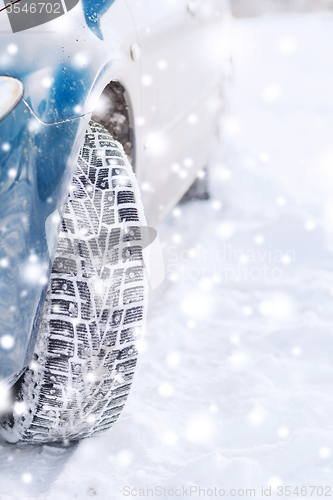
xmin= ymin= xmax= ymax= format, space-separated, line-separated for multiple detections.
xmin=91 ymin=80 xmax=136 ymax=171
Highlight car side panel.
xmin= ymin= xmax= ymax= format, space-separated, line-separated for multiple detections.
xmin=0 ymin=0 xmax=141 ymax=383
xmin=0 ymin=102 xmax=89 ymax=384
xmin=126 ymin=0 xmax=231 ymax=226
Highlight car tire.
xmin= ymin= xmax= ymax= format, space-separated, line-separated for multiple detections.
xmin=180 ymin=165 xmax=210 ymax=203
xmin=0 ymin=120 xmax=148 ymax=444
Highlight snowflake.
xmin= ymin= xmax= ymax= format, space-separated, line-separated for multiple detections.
xmin=158 ymin=382 xmax=173 ymax=398
xmin=1 ymin=335 xmax=15 ymax=350
xmin=166 ymin=352 xmax=181 ymax=367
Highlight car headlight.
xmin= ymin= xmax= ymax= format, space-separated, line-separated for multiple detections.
xmin=0 ymin=76 xmax=24 ymax=122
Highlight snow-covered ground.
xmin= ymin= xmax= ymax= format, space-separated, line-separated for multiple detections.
xmin=2 ymin=12 xmax=333 ymax=499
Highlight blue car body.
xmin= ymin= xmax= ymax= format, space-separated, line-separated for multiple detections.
xmin=0 ymin=0 xmax=231 ymax=385
xmin=0 ymin=0 xmax=126 ymax=384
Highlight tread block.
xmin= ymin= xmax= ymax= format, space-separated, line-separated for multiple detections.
xmin=123 ymin=306 xmax=143 ymax=325
xmin=67 ymin=396 xmax=78 ymax=410
xmin=78 ymin=175 xmax=91 ymax=191
xmin=117 ymin=191 xmax=135 ymax=205
xmin=101 ymin=267 xmax=111 ymax=281
xmin=74 ymin=240 xmax=90 ymax=260
xmin=110 ymin=288 xmax=120 ymax=307
xmin=107 ymin=394 xmax=128 ymax=408
xmin=105 ymin=149 xmax=122 ymax=158
xmin=116 ymin=359 xmax=138 ymax=373
xmin=111 ymin=268 xmax=123 ymax=287
xmin=102 ymin=405 xmax=125 ymax=418
xmin=98 ymin=226 xmax=108 ymax=253
xmin=76 ymin=323 xmax=89 ymax=346
xmin=102 ymin=208 xmax=115 ymax=225
xmin=62 ymin=218 xmax=75 ymax=234
xmin=112 ymin=178 xmax=132 ymax=188
xmin=89 ymin=322 xmax=101 ymax=350
xmin=45 ymin=356 xmax=70 ymax=373
xmin=122 ymin=246 xmax=143 ymax=263
xmin=105 ymin=350 xmax=119 ymax=365
xmin=119 ymin=327 xmax=141 ymax=345
xmin=107 ymin=248 xmax=119 ymax=265
xmin=92 ymin=189 xmax=102 ymax=213
xmin=98 ymin=310 xmax=110 ymax=335
xmin=71 ymin=178 xmax=86 ymax=199
xmin=106 ymin=157 xmax=125 ymax=166
xmin=91 ymin=150 xmax=103 ymax=168
xmin=71 ymin=200 xmax=86 ymax=220
xmin=100 ymin=379 xmax=113 ymax=393
xmin=44 ymin=371 xmax=68 ymax=386
xmin=52 ymin=257 xmax=77 ymax=275
xmin=88 ymin=166 xmax=97 ymax=185
xmin=81 ymin=147 xmax=90 ymax=162
xmin=51 ymin=279 xmax=75 ymax=297
xmin=123 ymin=286 xmax=144 ymax=305
xmin=111 ymin=167 xmax=127 ymax=176
xmin=117 ymin=346 xmax=138 ymax=361
xmin=96 ymin=168 xmax=109 ymax=190
xmin=48 ymin=339 xmax=74 ymax=357
xmin=118 ymin=208 xmax=139 ymax=222
xmin=40 ymin=384 xmax=62 ymax=398
xmin=102 ymin=329 xmax=118 ymax=348
xmin=38 ymin=395 xmax=64 ymax=408
xmin=49 ymin=319 xmax=74 ymax=338
xmin=111 ymin=310 xmax=123 ymax=327
xmin=123 ymin=227 xmax=142 ymax=242
xmin=108 ymin=228 xmax=121 ymax=248
xmin=56 ymin=237 xmax=74 ymax=255
xmin=77 ymin=219 xmax=93 ymax=237
xmin=84 ymin=199 xmax=99 ymax=228
xmin=125 ymin=267 xmax=144 ymax=284
xmin=88 ymin=238 xmax=100 ymax=258
xmin=111 ymin=384 xmax=131 ymax=397
xmin=84 ymin=133 xmax=96 ymax=148
xmin=102 ymin=193 xmax=115 ymax=224
xmin=77 ymin=281 xmax=91 ymax=302
xmin=51 ymin=299 xmax=78 ymax=318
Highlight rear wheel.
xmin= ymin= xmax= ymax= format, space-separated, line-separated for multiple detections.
xmin=0 ymin=121 xmax=148 ymax=444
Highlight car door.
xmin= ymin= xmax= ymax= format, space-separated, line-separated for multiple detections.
xmin=125 ymin=0 xmax=230 ymax=225
xmin=124 ymin=0 xmax=189 ymax=131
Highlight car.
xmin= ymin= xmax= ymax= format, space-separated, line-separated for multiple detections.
xmin=0 ymin=0 xmax=232 ymax=443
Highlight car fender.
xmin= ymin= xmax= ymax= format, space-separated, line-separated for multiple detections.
xmin=0 ymin=0 xmax=140 ymax=384
xmin=0 ymin=0 xmax=138 ymax=123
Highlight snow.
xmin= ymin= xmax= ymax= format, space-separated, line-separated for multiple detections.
xmin=2 ymin=11 xmax=333 ymax=499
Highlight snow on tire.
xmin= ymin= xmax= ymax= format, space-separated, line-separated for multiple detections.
xmin=0 ymin=120 xmax=148 ymax=444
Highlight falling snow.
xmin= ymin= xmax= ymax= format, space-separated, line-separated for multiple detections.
xmin=0 ymin=336 xmax=15 ymax=350
xmin=1 ymin=10 xmax=333 ymax=500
